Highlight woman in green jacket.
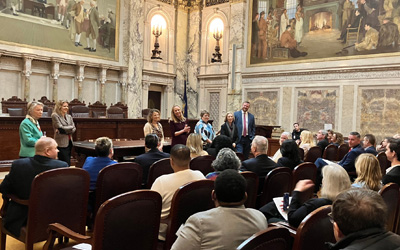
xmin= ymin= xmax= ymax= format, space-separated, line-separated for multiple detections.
xmin=19 ymin=101 xmax=44 ymax=157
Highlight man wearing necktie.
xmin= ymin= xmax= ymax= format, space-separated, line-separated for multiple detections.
xmin=234 ymin=101 xmax=256 ymax=159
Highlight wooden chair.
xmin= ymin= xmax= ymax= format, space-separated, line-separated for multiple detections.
xmin=257 ymin=167 xmax=292 ymax=208
xmin=7 ymin=108 xmax=24 ymax=116
xmin=337 ymin=144 xmax=350 ymax=161
xmin=292 ymin=205 xmax=335 ymax=250
xmin=89 ymin=101 xmax=107 ymax=118
xmin=379 ymin=183 xmax=400 ymax=232
xmin=298 ymin=148 xmax=304 ymax=161
xmin=107 ymin=106 xmax=124 ymax=119
xmin=68 ymin=99 xmax=86 ymax=114
xmin=292 ymin=162 xmax=317 ymax=189
xmin=323 ymin=144 xmax=338 ymax=161
xmin=111 ymin=102 xmax=128 ymax=118
xmin=346 ymin=16 xmax=363 ymax=45
xmin=240 ymin=171 xmax=259 ymax=208
xmin=190 ymin=155 xmax=215 ymax=176
xmin=44 ymin=190 xmax=162 ymax=250
xmin=376 ymin=151 xmax=389 ymax=176
xmin=0 ymin=168 xmax=90 ymax=250
xmin=163 ymin=180 xmax=215 ymax=250
xmin=1 ymin=96 xmax=27 ymax=114
xmin=304 ymin=146 xmax=322 ymax=163
xmin=237 ymin=226 xmax=292 ymax=250
xmin=146 ymin=158 xmax=173 ymax=188
xmin=71 ymin=105 xmax=90 ymax=118
xmin=41 ymin=106 xmax=52 ymax=118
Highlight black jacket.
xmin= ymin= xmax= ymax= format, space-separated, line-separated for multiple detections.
xmin=240 ymin=154 xmax=277 ymax=193
xmin=220 ymin=122 xmax=238 ymax=144
xmin=134 ymin=148 xmax=170 ymax=185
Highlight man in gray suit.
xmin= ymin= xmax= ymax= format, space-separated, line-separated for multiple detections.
xmin=84 ymin=0 xmax=100 ymax=52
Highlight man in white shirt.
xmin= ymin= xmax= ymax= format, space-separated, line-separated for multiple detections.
xmin=151 ymin=144 xmax=205 ymax=240
xmin=171 ymin=169 xmax=268 ymax=250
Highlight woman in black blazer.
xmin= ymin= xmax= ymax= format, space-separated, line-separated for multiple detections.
xmin=220 ymin=112 xmax=238 ymax=148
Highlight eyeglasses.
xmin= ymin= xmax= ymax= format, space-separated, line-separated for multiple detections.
xmin=328 ymin=212 xmax=334 ymax=224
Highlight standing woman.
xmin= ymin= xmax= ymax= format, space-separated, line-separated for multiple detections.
xmin=169 ymin=105 xmax=190 ymax=147
xmin=51 ymin=100 xmax=76 ymax=165
xmin=194 ymin=110 xmax=215 ymax=149
xmin=19 ymin=101 xmax=44 ymax=158
xmin=144 ymin=109 xmax=164 ymax=151
xmin=220 ymin=112 xmax=238 ymax=148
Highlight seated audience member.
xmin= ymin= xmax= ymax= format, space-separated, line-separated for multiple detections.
xmin=363 ymin=134 xmax=378 ymax=155
xmin=327 ymin=129 xmax=334 ymax=144
xmin=328 ymin=188 xmax=400 ymax=250
xmin=259 ymin=163 xmax=350 ymax=227
xmin=299 ymin=130 xmax=315 ymax=155
xmin=206 ymin=148 xmax=241 ymax=180
xmin=292 ymin=122 xmax=304 ymax=144
xmin=331 ymin=132 xmax=345 ymax=147
xmin=171 ymin=170 xmax=268 ymax=250
xmin=272 ymin=132 xmax=291 ymax=162
xmin=240 ymin=135 xmax=277 ymax=193
xmin=151 ymin=144 xmax=205 ymax=241
xmin=377 ymin=137 xmax=391 ymax=152
xmin=134 ymin=134 xmax=170 ymax=185
xmin=220 ymin=112 xmax=238 ymax=148
xmin=276 ymin=139 xmax=303 ymax=169
xmin=82 ymin=137 xmax=117 ymax=191
xmin=352 ymin=153 xmax=382 ymax=191
xmin=383 ymin=139 xmax=400 ymax=186
xmin=316 ymin=130 xmax=329 ymax=155
xmin=186 ymin=133 xmax=208 ymax=159
xmin=206 ymin=135 xmax=234 ymax=157
xmin=0 ymin=137 xmax=68 ymax=237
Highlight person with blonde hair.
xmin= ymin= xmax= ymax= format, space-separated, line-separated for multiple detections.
xmin=169 ymin=105 xmax=190 ymax=146
xmin=19 ymin=101 xmax=44 ymax=158
xmin=352 ymin=153 xmax=382 ymax=191
xmin=51 ymin=100 xmax=76 ymax=165
xmin=299 ymin=130 xmax=315 ymax=155
xmin=260 ymin=163 xmax=351 ymax=227
xmin=144 ymin=109 xmax=164 ymax=151
xmin=186 ymin=133 xmax=208 ymax=158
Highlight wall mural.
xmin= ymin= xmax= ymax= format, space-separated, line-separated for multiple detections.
xmin=360 ymin=88 xmax=400 ymax=143
xmin=248 ymin=0 xmax=400 ymax=65
xmin=0 ymin=0 xmax=119 ymax=60
xmin=247 ymin=90 xmax=278 ymax=125
xmin=296 ymin=89 xmax=337 ymax=132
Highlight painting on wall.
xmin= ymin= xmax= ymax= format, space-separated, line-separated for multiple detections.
xmin=296 ymin=89 xmax=337 ymax=132
xmin=248 ymin=0 xmax=400 ymax=65
xmin=247 ymin=90 xmax=278 ymax=125
xmin=0 ymin=0 xmax=119 ymax=60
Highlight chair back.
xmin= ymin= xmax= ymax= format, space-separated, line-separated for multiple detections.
xmin=376 ymin=151 xmax=389 ymax=176
xmin=323 ymin=144 xmax=338 ymax=161
xmin=146 ymin=158 xmax=173 ymax=188
xmin=240 ymin=171 xmax=259 ymax=208
xmin=298 ymin=148 xmax=304 ymax=161
xmin=107 ymin=106 xmax=124 ymax=119
xmin=237 ymin=226 xmax=291 ymax=250
xmin=304 ymin=146 xmax=322 ymax=163
xmin=379 ymin=183 xmax=400 ymax=232
xmin=26 ymin=168 xmax=89 ymax=245
xmin=292 ymin=162 xmax=317 ymax=192
xmin=292 ymin=205 xmax=335 ymax=250
xmin=164 ymin=179 xmax=215 ymax=250
xmin=337 ymin=143 xmax=350 ymax=161
xmin=258 ymin=167 xmax=292 ymax=208
xmin=236 ymin=152 xmax=245 ymax=162
xmin=71 ymin=105 xmax=90 ymax=118
xmin=92 ymin=190 xmax=162 ymax=250
xmin=7 ymin=108 xmax=24 ymax=116
xmin=189 ymin=155 xmax=215 ymax=176
xmin=95 ymin=163 xmax=143 ymax=214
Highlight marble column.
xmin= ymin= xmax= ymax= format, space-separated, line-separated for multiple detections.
xmin=22 ymin=56 xmax=33 ymax=101
xmin=119 ymin=70 xmax=128 ymax=104
xmin=99 ymin=67 xmax=108 ymax=103
xmin=165 ymin=84 xmax=174 ymax=114
xmin=75 ymin=64 xmax=85 ymax=102
xmin=51 ymin=61 xmax=61 ymax=101
xmin=142 ymin=82 xmax=150 ymax=109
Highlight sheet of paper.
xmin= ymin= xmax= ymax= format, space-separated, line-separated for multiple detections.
xmin=273 ymin=196 xmax=292 ymax=221
xmin=72 ymin=243 xmax=92 ymax=250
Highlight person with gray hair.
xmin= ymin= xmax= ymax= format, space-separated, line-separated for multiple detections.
xmin=328 ymin=188 xmax=400 ymax=249
xmin=272 ymin=131 xmax=291 ymax=162
xmin=19 ymin=101 xmax=44 ymax=157
xmin=206 ymin=148 xmax=241 ymax=180
xmin=240 ymin=135 xmax=277 ymax=193
xmin=316 ymin=129 xmax=329 ymax=154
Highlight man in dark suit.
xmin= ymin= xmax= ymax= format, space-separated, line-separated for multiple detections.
xmin=383 ymin=139 xmax=400 ymax=186
xmin=0 ymin=137 xmax=68 ymax=237
xmin=240 ymin=135 xmax=277 ymax=193
xmin=234 ymin=101 xmax=256 ymax=160
xmin=316 ymin=129 xmax=329 ymax=155
xmin=135 ymin=134 xmax=170 ymax=185
xmin=363 ymin=133 xmax=378 ymax=155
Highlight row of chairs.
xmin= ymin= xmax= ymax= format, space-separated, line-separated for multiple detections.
xmin=300 ymin=144 xmax=350 ymax=163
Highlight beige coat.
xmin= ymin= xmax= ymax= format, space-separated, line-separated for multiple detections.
xmin=51 ymin=113 xmax=76 ymax=148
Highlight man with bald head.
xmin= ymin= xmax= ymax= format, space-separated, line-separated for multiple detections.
xmin=0 ymin=137 xmax=68 ymax=236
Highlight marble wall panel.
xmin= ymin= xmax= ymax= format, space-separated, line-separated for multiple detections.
xmin=104 ymin=82 xmax=120 ymax=105
xmin=81 ymin=80 xmax=97 ymax=104
xmin=281 ymin=87 xmax=292 ymax=132
xmin=360 ymin=88 xmax=400 ymax=143
xmin=57 ymin=77 xmax=75 ymax=101
xmin=296 ymin=89 xmax=337 ymax=133
xmin=0 ymin=70 xmax=20 ymax=101
xmin=341 ymin=85 xmax=355 ymax=135
xmin=246 ymin=90 xmax=278 ymax=126
xmin=30 ymin=74 xmax=49 ymax=101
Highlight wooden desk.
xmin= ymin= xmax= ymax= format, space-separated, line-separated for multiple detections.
xmin=73 ymin=139 xmax=171 ymax=167
xmin=23 ymin=0 xmax=55 ymax=18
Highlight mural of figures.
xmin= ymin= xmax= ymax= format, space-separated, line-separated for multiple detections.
xmin=249 ymin=0 xmax=400 ymax=65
